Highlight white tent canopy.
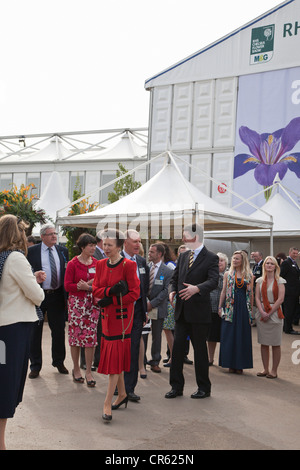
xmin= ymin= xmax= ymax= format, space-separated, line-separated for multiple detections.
xmin=34 ymin=171 xmax=71 ymax=221
xmin=205 ymin=187 xmax=300 ymax=241
xmin=57 ymin=152 xmax=273 ymax=240
xmin=84 ymin=132 xmax=146 ymax=161
xmin=8 ymin=137 xmax=74 ymax=162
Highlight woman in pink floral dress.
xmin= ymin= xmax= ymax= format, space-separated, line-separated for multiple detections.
xmin=64 ymin=233 xmax=99 ymax=387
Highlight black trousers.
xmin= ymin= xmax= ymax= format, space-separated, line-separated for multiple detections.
xmin=170 ymin=314 xmax=210 ymax=393
xmin=283 ymin=295 xmax=299 ymax=333
xmin=124 ymin=298 xmax=144 ymax=394
xmin=29 ymin=288 xmax=66 ymax=371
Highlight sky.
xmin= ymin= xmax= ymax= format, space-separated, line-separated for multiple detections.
xmin=0 ymin=0 xmax=281 ymax=136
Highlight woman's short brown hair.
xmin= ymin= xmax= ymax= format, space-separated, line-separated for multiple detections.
xmin=76 ymin=233 xmax=97 ymax=251
xmin=0 ymin=215 xmax=29 ymax=255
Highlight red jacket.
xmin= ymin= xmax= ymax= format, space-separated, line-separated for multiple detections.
xmin=64 ymin=256 xmax=98 ymax=298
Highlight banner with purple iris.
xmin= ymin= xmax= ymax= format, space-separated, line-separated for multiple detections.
xmin=233 ymin=67 xmax=300 ymax=215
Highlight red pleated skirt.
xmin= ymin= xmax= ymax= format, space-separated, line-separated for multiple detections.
xmin=98 ymin=337 xmax=131 ymax=375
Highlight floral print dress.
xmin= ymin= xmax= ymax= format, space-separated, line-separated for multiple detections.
xmin=65 ymin=256 xmax=100 ymax=348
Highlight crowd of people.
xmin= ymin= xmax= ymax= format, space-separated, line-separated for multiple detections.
xmin=0 ymin=216 xmax=299 ymax=448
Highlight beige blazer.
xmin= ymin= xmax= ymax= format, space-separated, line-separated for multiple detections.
xmin=0 ymin=251 xmax=45 ymax=327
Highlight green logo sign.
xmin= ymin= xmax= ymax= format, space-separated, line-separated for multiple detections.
xmin=250 ymin=25 xmax=275 ymax=65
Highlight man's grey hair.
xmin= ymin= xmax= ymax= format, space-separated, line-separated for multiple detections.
xmin=40 ymin=223 xmax=55 ymax=236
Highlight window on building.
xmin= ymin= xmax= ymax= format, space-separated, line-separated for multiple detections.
xmin=27 ymin=173 xmax=40 ymax=197
xmin=101 ymin=172 xmax=115 ymax=204
xmin=70 ymin=172 xmax=84 ymax=199
xmin=0 ymin=173 xmax=13 ymax=191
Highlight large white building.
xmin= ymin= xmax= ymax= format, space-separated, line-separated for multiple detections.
xmin=144 ymin=0 xmax=300 ymax=254
xmin=145 ymin=0 xmax=300 ymax=208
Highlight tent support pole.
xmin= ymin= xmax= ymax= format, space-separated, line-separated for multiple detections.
xmin=270 ymin=215 xmax=273 ymax=256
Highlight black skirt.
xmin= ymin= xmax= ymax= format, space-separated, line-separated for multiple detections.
xmin=0 ymin=322 xmax=34 ymax=418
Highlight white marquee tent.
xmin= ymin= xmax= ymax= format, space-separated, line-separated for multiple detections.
xmin=205 ymin=184 xmax=300 ymax=242
xmin=57 ymin=152 xmax=273 ymax=243
xmin=33 ymin=171 xmax=71 ymax=235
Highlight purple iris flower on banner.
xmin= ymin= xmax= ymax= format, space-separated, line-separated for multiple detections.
xmin=234 ymin=117 xmax=300 ymax=200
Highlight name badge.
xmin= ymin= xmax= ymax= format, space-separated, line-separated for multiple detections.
xmin=139 ymin=267 xmax=146 ymax=274
xmin=154 ymin=279 xmax=163 ymax=286
xmin=88 ymin=267 xmax=96 ymax=274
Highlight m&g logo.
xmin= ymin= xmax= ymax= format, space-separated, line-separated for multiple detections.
xmin=253 ymin=53 xmax=270 ymax=63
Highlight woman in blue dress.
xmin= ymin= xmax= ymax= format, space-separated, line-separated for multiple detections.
xmin=218 ymin=251 xmax=254 ymax=374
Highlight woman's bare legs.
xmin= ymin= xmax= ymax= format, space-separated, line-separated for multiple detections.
xmin=85 ymin=347 xmax=95 ymax=382
xmin=0 ymin=418 xmax=7 ymax=450
xmin=112 ymin=372 xmax=127 ymax=407
xmin=138 ymin=338 xmax=146 ymax=376
xmin=270 ymin=346 xmax=281 ymax=377
xmin=259 ymin=344 xmax=270 ymax=375
xmin=70 ymin=346 xmax=82 ymax=379
xmin=164 ymin=329 xmax=174 ymax=363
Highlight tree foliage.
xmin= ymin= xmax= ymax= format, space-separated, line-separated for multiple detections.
xmin=0 ymin=183 xmax=49 ymax=234
xmin=108 ymin=163 xmax=141 ymax=203
xmin=62 ymin=176 xmax=99 ymax=259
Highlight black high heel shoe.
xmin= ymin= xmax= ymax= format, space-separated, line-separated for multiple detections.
xmin=72 ymin=370 xmax=84 ymax=384
xmin=85 ymin=376 xmax=96 ymax=387
xmin=111 ymin=396 xmax=128 ymax=410
xmin=102 ymin=413 xmax=112 ymax=422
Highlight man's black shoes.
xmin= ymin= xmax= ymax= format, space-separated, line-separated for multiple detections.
xmin=165 ymin=389 xmax=183 ymax=399
xmin=190 ymin=389 xmax=210 ymax=399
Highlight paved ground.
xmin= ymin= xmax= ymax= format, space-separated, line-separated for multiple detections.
xmin=5 ymin=323 xmax=300 ymax=451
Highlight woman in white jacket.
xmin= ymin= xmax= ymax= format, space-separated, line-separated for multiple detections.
xmin=0 ymin=215 xmax=44 ymax=450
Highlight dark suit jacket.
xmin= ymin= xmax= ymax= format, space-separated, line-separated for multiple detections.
xmin=121 ymin=252 xmax=149 ymax=322
xmin=252 ymin=260 xmax=263 ymax=281
xmin=27 ymin=243 xmax=69 ymax=289
xmin=93 ymin=246 xmax=105 ymax=261
xmin=148 ymin=263 xmax=173 ymax=319
xmin=169 ymin=246 xmax=219 ymax=323
xmin=280 ymin=257 xmax=300 ymax=297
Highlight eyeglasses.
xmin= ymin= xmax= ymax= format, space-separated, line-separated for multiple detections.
xmin=43 ymin=232 xmax=58 ymax=236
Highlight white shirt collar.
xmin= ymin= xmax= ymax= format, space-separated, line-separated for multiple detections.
xmin=123 ymin=250 xmax=135 ymax=261
xmin=42 ymin=242 xmax=55 ymax=251
xmin=193 ymin=244 xmax=204 ymax=256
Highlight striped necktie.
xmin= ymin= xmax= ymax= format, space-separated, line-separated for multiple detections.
xmin=148 ymin=263 xmax=156 ymax=294
xmin=48 ymin=247 xmax=58 ymax=289
xmin=188 ymin=250 xmax=194 ymax=269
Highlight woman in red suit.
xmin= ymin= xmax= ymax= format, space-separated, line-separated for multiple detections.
xmin=92 ymin=229 xmax=140 ymax=422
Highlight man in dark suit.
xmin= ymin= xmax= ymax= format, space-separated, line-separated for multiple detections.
xmin=165 ymin=223 xmax=219 ymax=399
xmin=93 ymin=232 xmax=106 ymax=260
xmin=27 ymin=224 xmax=69 ymax=378
xmin=147 ymin=243 xmax=173 ymax=373
xmin=122 ymin=229 xmax=149 ymax=402
xmin=252 ymin=251 xmax=264 ymax=281
xmin=251 ymin=251 xmax=264 ymax=326
xmin=280 ymin=247 xmax=300 ymax=335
